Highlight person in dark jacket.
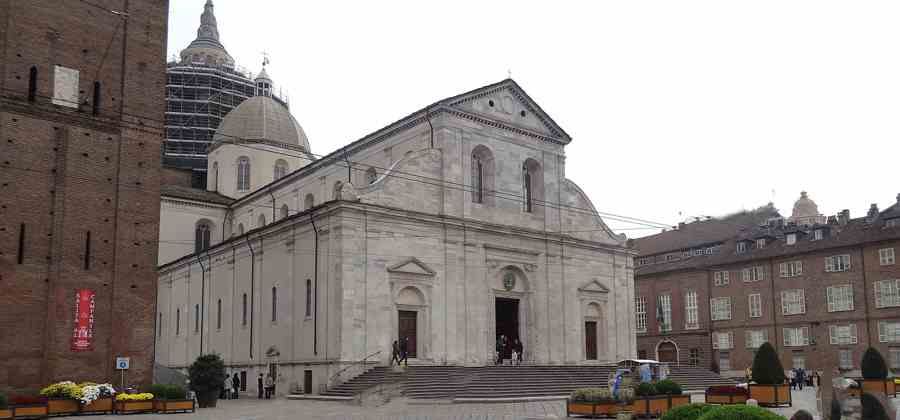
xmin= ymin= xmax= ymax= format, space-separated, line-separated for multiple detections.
xmin=399 ymin=337 xmax=409 ymax=366
xmin=390 ymin=340 xmax=401 ymax=366
xmin=257 ymin=373 xmax=264 ymax=399
xmin=513 ymin=339 xmax=523 ymax=365
xmin=232 ymin=373 xmax=241 ymax=399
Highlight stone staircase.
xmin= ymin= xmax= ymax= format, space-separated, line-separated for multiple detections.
xmin=315 ymin=364 xmax=737 ymax=400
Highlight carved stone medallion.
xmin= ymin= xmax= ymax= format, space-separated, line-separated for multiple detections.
xmin=502 ymin=272 xmax=516 ymax=291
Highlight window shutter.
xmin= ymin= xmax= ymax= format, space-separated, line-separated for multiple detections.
xmin=850 ymin=324 xmax=858 ymax=344
xmin=829 ymin=325 xmax=837 ymax=345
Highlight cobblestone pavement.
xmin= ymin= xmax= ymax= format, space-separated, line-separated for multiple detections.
xmin=59 ymin=397 xmax=568 ymax=420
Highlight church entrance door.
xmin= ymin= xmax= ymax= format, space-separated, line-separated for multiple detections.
xmin=495 ymin=297 xmax=519 ymax=360
xmin=658 ymin=342 xmax=677 ymax=363
xmin=398 ymin=310 xmax=417 ymax=358
xmin=585 ymin=321 xmax=598 ymax=360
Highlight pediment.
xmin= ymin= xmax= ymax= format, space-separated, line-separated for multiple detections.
xmin=578 ymin=279 xmax=610 ymax=294
xmin=387 ymin=257 xmax=436 ymax=276
xmin=442 ymin=79 xmax=571 ymax=144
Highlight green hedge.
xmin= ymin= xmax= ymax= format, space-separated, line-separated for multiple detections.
xmin=861 ymin=347 xmax=888 ymax=380
xmin=696 ymin=405 xmax=786 ymax=420
xmin=660 ymin=403 xmax=716 ymax=420
xmin=0 ymin=392 xmax=7 ymax=410
xmin=146 ymin=384 xmax=187 ymax=400
xmin=635 ymin=382 xmax=657 ymax=397
xmin=656 ymin=379 xmax=683 ymax=395
xmin=751 ymin=342 xmax=786 ymax=385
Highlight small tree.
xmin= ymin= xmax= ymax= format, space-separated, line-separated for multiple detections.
xmin=750 ymin=342 xmax=786 ymax=385
xmin=861 ymin=347 xmax=888 ymax=380
xmin=188 ymin=354 xmax=226 ymax=408
xmin=861 ymin=392 xmax=890 ymax=420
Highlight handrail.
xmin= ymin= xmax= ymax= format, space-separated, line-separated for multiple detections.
xmin=328 ymin=350 xmax=383 ymax=386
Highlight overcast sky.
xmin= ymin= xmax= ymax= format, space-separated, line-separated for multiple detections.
xmin=167 ymin=1 xmax=900 ymax=237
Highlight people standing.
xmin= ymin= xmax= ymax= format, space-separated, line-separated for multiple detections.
xmin=789 ymin=369 xmax=796 ymax=390
xmin=264 ymin=374 xmax=275 ymax=399
xmin=390 ymin=340 xmax=401 ymax=366
xmin=797 ymin=368 xmax=805 ymax=390
xmin=257 ymin=373 xmax=264 ymax=399
xmin=399 ymin=337 xmax=409 ymax=367
xmin=232 ymin=373 xmax=241 ymax=399
xmin=513 ymin=339 xmax=523 ymax=365
xmin=223 ymin=373 xmax=233 ymax=400
xmin=495 ymin=335 xmax=503 ymax=365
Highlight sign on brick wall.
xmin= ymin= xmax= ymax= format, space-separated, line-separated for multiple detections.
xmin=71 ymin=289 xmax=96 ymax=351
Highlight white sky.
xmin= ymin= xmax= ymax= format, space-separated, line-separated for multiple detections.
xmin=167 ymin=1 xmax=900 ymax=237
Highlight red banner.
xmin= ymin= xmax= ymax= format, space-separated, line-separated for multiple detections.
xmin=70 ymin=289 xmax=96 ymax=351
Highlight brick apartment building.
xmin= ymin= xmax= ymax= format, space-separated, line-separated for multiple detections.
xmin=0 ymin=0 xmax=168 ymax=391
xmin=633 ymin=192 xmax=900 ymax=378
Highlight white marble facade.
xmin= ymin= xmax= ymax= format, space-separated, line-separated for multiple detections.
xmin=156 ymin=79 xmax=636 ymax=395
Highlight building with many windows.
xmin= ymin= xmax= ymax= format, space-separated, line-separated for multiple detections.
xmin=633 ymin=192 xmax=900 ymax=377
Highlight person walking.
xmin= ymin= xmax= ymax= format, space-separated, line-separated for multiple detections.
xmin=257 ymin=373 xmax=264 ymax=399
xmin=789 ymin=369 xmax=796 ymax=390
xmin=513 ymin=339 xmax=523 ymax=365
xmin=264 ymin=374 xmax=275 ymax=399
xmin=797 ymin=368 xmax=805 ymax=390
xmin=390 ymin=340 xmax=401 ymax=366
xmin=399 ymin=337 xmax=409 ymax=367
xmin=223 ymin=373 xmax=233 ymax=401
xmin=232 ymin=373 xmax=241 ymax=399
xmin=495 ymin=335 xmax=503 ymax=365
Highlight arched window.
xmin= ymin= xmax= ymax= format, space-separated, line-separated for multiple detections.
xmin=236 ymin=157 xmax=251 ymax=191
xmin=273 ymin=159 xmax=288 ymax=181
xmin=280 ymin=204 xmax=289 ymax=220
xmin=333 ymin=181 xmax=343 ymax=200
xmin=471 ymin=145 xmax=496 ymax=205
xmin=522 ymin=158 xmax=544 ymax=214
xmin=257 ymin=214 xmax=266 ymax=228
xmin=195 ymin=220 xmax=212 ymax=253
xmin=304 ymin=193 xmax=314 ymax=210
xmin=237 ymin=223 xmax=245 ymax=235
xmin=365 ymin=167 xmax=377 ymax=185
xmin=271 ymin=286 xmax=278 ymax=322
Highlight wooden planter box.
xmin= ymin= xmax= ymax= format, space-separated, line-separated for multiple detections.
xmin=704 ymin=392 xmax=749 ymax=405
xmin=848 ymin=378 xmax=897 ymax=397
xmin=153 ymin=399 xmax=195 ymax=414
xmin=10 ymin=404 xmax=49 ymax=419
xmin=631 ymin=394 xmax=690 ymax=417
xmin=748 ymin=384 xmax=791 ymax=407
xmin=80 ymin=397 xmax=114 ymax=414
xmin=47 ymin=398 xmax=79 ymax=416
xmin=567 ymin=401 xmax=632 ymax=418
xmin=115 ymin=400 xmax=154 ymax=414
xmin=0 ymin=408 xmax=11 ymax=419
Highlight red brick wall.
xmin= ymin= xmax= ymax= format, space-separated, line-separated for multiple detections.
xmin=0 ymin=0 xmax=167 ymax=392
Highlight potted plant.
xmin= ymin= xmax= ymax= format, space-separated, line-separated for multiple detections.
xmin=8 ymin=395 xmax=49 ymax=418
xmin=704 ymin=385 xmax=749 ymax=404
xmin=631 ymin=379 xmax=689 ymax=417
xmin=568 ymin=388 xmax=628 ymax=417
xmin=151 ymin=384 xmax=195 ymax=414
xmin=748 ymin=342 xmax=791 ymax=407
xmin=39 ymin=381 xmax=82 ymax=415
xmin=852 ymin=347 xmax=896 ymax=397
xmin=188 ymin=354 xmax=226 ymax=408
xmin=78 ymin=383 xmax=116 ymax=414
xmin=0 ymin=393 xmax=10 ymax=419
xmin=115 ymin=392 xmax=155 ymax=414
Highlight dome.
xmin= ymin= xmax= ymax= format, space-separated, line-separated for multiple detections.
xmin=214 ymin=96 xmax=310 ymax=152
xmin=791 ymin=191 xmax=819 ymax=219
xmin=179 ymin=0 xmax=235 ymax=67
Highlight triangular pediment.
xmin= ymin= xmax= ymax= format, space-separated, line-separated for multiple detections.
xmin=442 ymin=79 xmax=571 ymax=144
xmin=578 ymin=279 xmax=610 ymax=294
xmin=387 ymin=257 xmax=436 ymax=276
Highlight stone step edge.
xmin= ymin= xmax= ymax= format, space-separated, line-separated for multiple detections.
xmin=287 ymin=394 xmax=354 ymax=401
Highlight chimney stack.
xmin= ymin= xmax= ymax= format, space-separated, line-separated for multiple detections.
xmin=838 ymin=209 xmax=850 ymax=225
xmin=868 ymin=203 xmax=880 ymax=221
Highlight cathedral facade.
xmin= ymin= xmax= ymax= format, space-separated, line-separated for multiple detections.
xmin=155 ymin=78 xmax=636 ymax=395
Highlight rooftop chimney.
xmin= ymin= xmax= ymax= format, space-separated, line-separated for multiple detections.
xmin=868 ymin=203 xmax=880 ymax=221
xmin=838 ymin=209 xmax=850 ymax=225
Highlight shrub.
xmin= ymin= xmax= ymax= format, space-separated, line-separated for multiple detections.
xmin=570 ymin=388 xmax=614 ymax=403
xmin=660 ymin=403 xmax=716 ymax=420
xmin=116 ymin=393 xmax=154 ymax=401
xmin=861 ymin=347 xmax=889 ymax=380
xmin=635 ymin=382 xmax=657 ymax=397
xmin=861 ymin=392 xmax=890 ymax=420
xmin=705 ymin=386 xmax=747 ymax=396
xmin=188 ymin=354 xmax=225 ymax=407
xmin=656 ymin=379 xmax=683 ymax=395
xmin=147 ymin=384 xmax=187 ymax=400
xmin=751 ymin=342 xmax=786 ymax=385
xmin=696 ymin=405 xmax=786 ymax=420
xmin=0 ymin=393 xmax=7 ymax=410
xmin=617 ymin=387 xmax=636 ymax=403
xmin=39 ymin=381 xmax=83 ymax=399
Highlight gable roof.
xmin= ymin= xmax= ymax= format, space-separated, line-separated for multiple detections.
xmin=161 ymin=184 xmax=234 ymax=206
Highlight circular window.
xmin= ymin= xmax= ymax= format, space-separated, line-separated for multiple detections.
xmin=488 ymin=100 xmax=494 ymax=107
xmin=520 ymin=110 xmax=527 ymax=117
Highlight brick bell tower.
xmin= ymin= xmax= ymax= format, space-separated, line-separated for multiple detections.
xmin=0 ymin=0 xmax=168 ymax=391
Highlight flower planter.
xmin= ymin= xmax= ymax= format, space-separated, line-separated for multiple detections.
xmin=704 ymin=392 xmax=749 ymax=405
xmin=631 ymin=394 xmax=690 ymax=417
xmin=115 ymin=400 xmax=154 ymax=414
xmin=748 ymin=384 xmax=791 ymax=407
xmin=0 ymin=409 xmax=10 ymax=419
xmin=848 ymin=378 xmax=897 ymax=397
xmin=47 ymin=398 xmax=79 ymax=416
xmin=9 ymin=404 xmax=49 ymax=419
xmin=80 ymin=396 xmax=114 ymax=414
xmin=153 ymin=399 xmax=195 ymax=414
xmin=567 ymin=401 xmax=632 ymax=418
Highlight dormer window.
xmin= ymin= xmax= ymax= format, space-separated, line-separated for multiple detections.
xmin=737 ymin=242 xmax=749 ymax=254
xmin=756 ymin=238 xmax=766 ymax=249
xmin=786 ymin=233 xmax=797 ymax=245
xmin=813 ymin=229 xmax=824 ymax=241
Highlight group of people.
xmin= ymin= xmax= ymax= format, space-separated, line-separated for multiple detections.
xmin=390 ymin=337 xmax=411 ymax=366
xmin=221 ymin=372 xmax=277 ymax=400
xmin=495 ymin=335 xmax=524 ymax=365
xmin=788 ymin=368 xmax=819 ymax=390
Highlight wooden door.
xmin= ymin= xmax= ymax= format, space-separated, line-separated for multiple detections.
xmin=585 ymin=321 xmax=598 ymax=360
xmin=658 ymin=342 xmax=677 ymax=363
xmin=398 ymin=310 xmax=417 ymax=358
xmin=303 ymin=370 xmax=312 ymax=394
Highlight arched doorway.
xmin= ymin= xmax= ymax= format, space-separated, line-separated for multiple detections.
xmin=657 ymin=341 xmax=678 ymax=364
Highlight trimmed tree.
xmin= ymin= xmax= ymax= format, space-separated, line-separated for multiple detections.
xmin=751 ymin=342 xmax=786 ymax=385
xmin=188 ymin=354 xmax=226 ymax=408
xmin=861 ymin=392 xmax=890 ymax=420
xmin=861 ymin=347 xmax=888 ymax=380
